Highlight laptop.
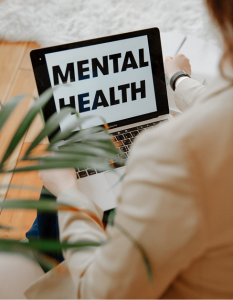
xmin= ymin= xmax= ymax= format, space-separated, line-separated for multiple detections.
xmin=30 ymin=27 xmax=170 ymax=211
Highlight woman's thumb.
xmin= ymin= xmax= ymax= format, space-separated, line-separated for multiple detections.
xmin=165 ymin=56 xmax=173 ymax=62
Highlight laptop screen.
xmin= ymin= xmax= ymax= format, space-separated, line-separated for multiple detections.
xmin=45 ymin=35 xmax=157 ymax=131
xmin=31 ymin=28 xmax=168 ymax=138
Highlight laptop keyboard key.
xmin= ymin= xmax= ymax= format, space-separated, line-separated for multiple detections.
xmin=123 ymin=133 xmax=132 ymax=139
xmin=120 ymin=146 xmax=128 ymax=152
xmin=123 ymin=139 xmax=131 ymax=146
xmin=131 ymin=131 xmax=139 ymax=137
xmin=110 ymin=132 xmax=119 ymax=136
xmin=79 ymin=171 xmax=88 ymax=178
xmin=115 ymin=134 xmax=124 ymax=141
xmin=114 ymin=162 xmax=122 ymax=169
xmin=87 ymin=169 xmax=97 ymax=176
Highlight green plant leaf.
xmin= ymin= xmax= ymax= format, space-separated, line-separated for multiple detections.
xmin=0 ymin=199 xmax=100 ymax=215
xmin=56 ymin=144 xmax=120 ymax=158
xmin=0 ymin=239 xmax=35 ymax=258
xmin=0 ymin=239 xmax=103 ymax=253
xmin=108 ymin=209 xmax=116 ymax=226
xmin=0 ymin=225 xmax=12 ymax=230
xmin=0 ymin=239 xmax=58 ymax=272
xmin=1 ymin=88 xmax=54 ymax=165
xmin=5 ymin=158 xmax=113 ymax=173
xmin=84 ymin=139 xmax=116 ymax=147
xmin=72 ymin=140 xmax=119 ymax=153
xmin=33 ymin=153 xmax=124 ymax=168
xmin=60 ymin=126 xmax=108 ymax=147
xmin=56 ymin=144 xmax=121 ymax=160
xmin=0 ymin=185 xmax=40 ymax=192
xmin=54 ymin=139 xmax=120 ymax=155
xmin=49 ymin=116 xmax=95 ymax=144
xmin=113 ymin=222 xmax=153 ymax=285
xmin=110 ymin=172 xmax=126 ymax=189
xmin=27 ymin=153 xmax=108 ymax=162
xmin=0 ymin=239 xmax=104 ymax=272
xmin=24 ymin=107 xmax=78 ymax=158
xmin=0 ymin=94 xmax=27 ymax=131
xmin=84 ymin=133 xmax=113 ymax=141
xmin=0 ymin=199 xmax=66 ymax=213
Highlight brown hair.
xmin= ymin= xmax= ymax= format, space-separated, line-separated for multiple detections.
xmin=205 ymin=0 xmax=233 ymax=80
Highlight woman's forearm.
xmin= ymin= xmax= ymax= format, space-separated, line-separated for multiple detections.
xmin=174 ymin=78 xmax=207 ymax=111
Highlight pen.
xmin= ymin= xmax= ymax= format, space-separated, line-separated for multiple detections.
xmin=166 ymin=36 xmax=187 ymax=85
xmin=172 ymin=36 xmax=187 ymax=57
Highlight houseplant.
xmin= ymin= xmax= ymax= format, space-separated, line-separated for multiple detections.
xmin=0 ymin=89 xmax=152 ymax=280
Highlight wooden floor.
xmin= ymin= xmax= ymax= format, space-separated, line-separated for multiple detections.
xmin=0 ymin=41 xmax=47 ymax=240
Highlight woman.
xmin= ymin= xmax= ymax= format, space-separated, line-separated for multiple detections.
xmin=1 ymin=0 xmax=233 ymax=298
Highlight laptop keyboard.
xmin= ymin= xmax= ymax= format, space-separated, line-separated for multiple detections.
xmin=76 ymin=120 xmax=167 ymax=179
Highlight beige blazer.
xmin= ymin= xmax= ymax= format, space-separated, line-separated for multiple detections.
xmin=25 ymin=74 xmax=233 ymax=299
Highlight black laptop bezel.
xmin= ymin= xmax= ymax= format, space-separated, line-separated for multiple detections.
xmin=30 ymin=27 xmax=169 ymax=140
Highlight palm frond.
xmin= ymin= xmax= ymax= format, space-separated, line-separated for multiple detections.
xmin=0 ymin=95 xmax=27 ymax=131
xmin=0 ymin=88 xmax=54 ymax=167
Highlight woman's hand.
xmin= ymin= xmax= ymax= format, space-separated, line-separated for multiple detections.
xmin=165 ymin=54 xmax=191 ymax=80
xmin=39 ymin=168 xmax=79 ymax=197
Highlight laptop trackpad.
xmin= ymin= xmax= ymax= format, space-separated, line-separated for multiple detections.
xmin=104 ymin=167 xmax=126 ymax=199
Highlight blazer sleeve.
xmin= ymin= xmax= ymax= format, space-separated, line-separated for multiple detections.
xmin=175 ymin=78 xmax=207 ymax=111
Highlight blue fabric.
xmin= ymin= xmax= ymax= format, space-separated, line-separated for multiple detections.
xmin=26 ymin=217 xmax=39 ymax=239
xmin=26 ymin=187 xmax=64 ymax=267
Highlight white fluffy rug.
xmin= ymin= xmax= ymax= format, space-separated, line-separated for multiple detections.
xmin=0 ymin=0 xmax=218 ymax=47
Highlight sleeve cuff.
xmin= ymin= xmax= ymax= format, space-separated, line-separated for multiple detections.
xmin=57 ymin=188 xmax=104 ymax=221
xmin=175 ymin=76 xmax=190 ymax=89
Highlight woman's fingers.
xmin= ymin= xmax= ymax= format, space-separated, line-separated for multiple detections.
xmin=39 ymin=168 xmax=79 ymax=197
xmin=165 ymin=54 xmax=191 ymax=79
